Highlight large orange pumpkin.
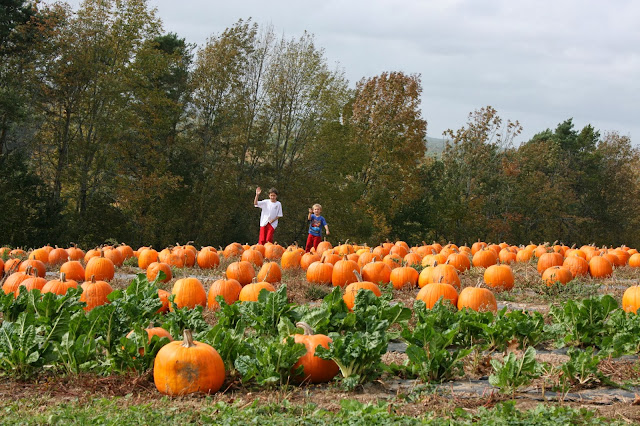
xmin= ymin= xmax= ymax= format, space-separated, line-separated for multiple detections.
xmin=457 ymin=287 xmax=497 ymax=313
xmin=589 ymin=255 xmax=613 ymax=278
xmin=80 ymin=276 xmax=113 ymax=311
xmin=226 ymin=261 xmax=255 ymax=285
xmin=416 ymin=283 xmax=459 ymax=309
xmin=256 ymin=261 xmax=282 ymax=284
xmin=154 ymin=329 xmax=225 ymax=395
xmin=196 ymin=248 xmax=220 ymax=269
xmin=207 ymin=279 xmax=242 ymax=310
xmin=238 ymin=281 xmax=275 ymax=302
xmin=343 ymin=279 xmax=382 ymax=311
xmin=85 ymin=252 xmax=115 ymax=282
xmin=306 ymin=259 xmax=333 ymax=285
xmin=291 ymin=322 xmax=339 ymax=384
xmin=42 ymin=272 xmax=79 ymax=295
xmin=389 ymin=266 xmax=419 ymax=290
xmin=360 ymin=261 xmax=391 ymax=285
xmin=541 ymin=266 xmax=573 ymax=286
xmin=472 ymin=248 xmax=498 ymax=268
xmin=138 ymin=248 xmax=159 ymax=269
xmin=331 ymin=258 xmax=360 ymax=288
xmin=622 ymin=286 xmax=640 ymax=314
xmin=60 ymin=260 xmax=85 ymax=282
xmin=171 ymin=277 xmax=206 ymax=309
xmin=483 ymin=264 xmax=514 ymax=291
xmin=146 ymin=262 xmax=172 ymax=283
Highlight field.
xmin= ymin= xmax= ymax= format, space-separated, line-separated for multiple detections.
xmin=1 ymin=242 xmax=640 ymax=425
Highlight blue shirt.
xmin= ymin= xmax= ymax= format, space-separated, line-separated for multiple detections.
xmin=308 ymin=214 xmax=327 ymax=237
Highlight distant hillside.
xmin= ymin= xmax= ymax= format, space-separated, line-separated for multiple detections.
xmin=426 ymin=136 xmax=447 ymax=158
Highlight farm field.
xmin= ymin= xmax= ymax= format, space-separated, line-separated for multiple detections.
xmin=1 ymin=241 xmax=640 ymax=424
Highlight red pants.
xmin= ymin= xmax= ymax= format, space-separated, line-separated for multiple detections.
xmin=305 ymin=234 xmax=322 ymax=252
xmin=259 ymin=223 xmax=275 ymax=245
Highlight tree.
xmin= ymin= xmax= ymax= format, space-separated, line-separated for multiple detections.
xmin=349 ymin=71 xmax=427 ymax=241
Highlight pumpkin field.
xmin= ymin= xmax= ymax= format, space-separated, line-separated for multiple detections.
xmin=1 ymin=241 xmax=640 ymax=424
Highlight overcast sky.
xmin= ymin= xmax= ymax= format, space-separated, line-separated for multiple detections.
xmin=63 ymin=0 xmax=640 ymax=144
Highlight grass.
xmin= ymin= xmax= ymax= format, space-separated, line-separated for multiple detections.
xmin=0 ymin=395 xmax=624 ymax=425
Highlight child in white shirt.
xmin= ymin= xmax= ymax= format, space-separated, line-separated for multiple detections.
xmin=253 ymin=187 xmax=283 ymax=244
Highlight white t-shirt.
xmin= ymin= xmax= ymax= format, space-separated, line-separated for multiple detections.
xmin=256 ymin=200 xmax=283 ymax=228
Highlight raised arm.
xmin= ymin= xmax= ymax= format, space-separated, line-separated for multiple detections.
xmin=254 ymin=187 xmax=261 ymax=206
xmin=324 ymin=224 xmax=330 ymax=235
xmin=308 ymin=207 xmax=312 ymax=221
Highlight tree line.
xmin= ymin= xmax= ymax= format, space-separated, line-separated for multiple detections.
xmin=1 ymin=0 xmax=638 ymax=249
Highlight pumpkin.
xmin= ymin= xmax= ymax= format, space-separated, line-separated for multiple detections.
xmin=541 ymin=266 xmax=573 ymax=286
xmin=256 ymin=261 xmax=282 ymax=284
xmin=48 ymin=247 xmax=69 ymax=266
xmin=357 ymin=250 xmax=380 ymax=269
xmin=428 ymin=263 xmax=461 ymax=288
xmin=416 ymin=283 xmax=459 ymax=309
xmin=42 ymin=272 xmax=78 ymax=295
xmin=343 ymin=275 xmax=382 ymax=311
xmin=156 ymin=289 xmax=170 ymax=313
xmin=29 ymin=247 xmax=49 ymax=264
xmin=536 ymin=252 xmax=563 ymax=274
xmin=498 ymin=248 xmax=517 ymax=264
xmin=316 ymin=240 xmax=333 ymax=255
xmin=446 ymin=252 xmax=471 ymax=273
xmin=300 ymin=252 xmax=321 ymax=270
xmin=320 ymin=251 xmax=341 ymax=265
xmin=85 ymin=252 xmax=115 ymax=282
xmin=306 ymin=259 xmax=333 ymax=285
xmin=264 ymin=243 xmax=285 ymax=260
xmin=629 ymin=253 xmax=640 ymax=268
xmin=360 ymin=261 xmax=391 ymax=285
xmin=471 ymin=240 xmax=488 ymax=255
xmin=207 ymin=279 xmax=242 ymax=310
xmin=483 ymin=264 xmax=514 ymax=291
xmin=2 ymin=268 xmax=34 ymax=296
xmin=60 ymin=260 xmax=86 ymax=282
xmin=382 ymin=254 xmax=404 ymax=270
xmin=138 ymin=248 xmax=159 ymax=269
xmin=65 ymin=245 xmax=85 ymax=261
xmin=127 ymin=325 xmax=173 ymax=355
xmin=18 ymin=259 xmax=46 ymax=281
xmin=222 ymin=242 xmax=244 ymax=258
xmin=80 ymin=275 xmax=113 ymax=311
xmin=17 ymin=274 xmax=47 ymax=296
xmin=588 ymin=255 xmax=613 ymax=278
xmin=562 ymin=256 xmax=589 ymax=278
xmin=457 ymin=287 xmax=497 ymax=313
xmin=622 ymin=286 xmax=640 ymax=314
xmin=196 ymin=248 xmax=220 ymax=269
xmin=403 ymin=252 xmax=422 ymax=267
xmin=331 ymin=258 xmax=360 ymax=288
xmin=418 ymin=261 xmax=438 ymax=289
xmin=281 ymin=246 xmax=303 ymax=269
xmin=226 ymin=261 xmax=255 ymax=285
xmin=515 ymin=248 xmax=534 ymax=263
xmin=238 ymin=281 xmax=275 ymax=302
xmin=241 ymin=248 xmax=264 ymax=267
xmin=171 ymin=277 xmax=206 ymax=309
xmin=103 ymin=248 xmax=124 ymax=267
xmin=172 ymin=246 xmax=196 ymax=267
xmin=146 ymin=262 xmax=173 ymax=283
xmin=154 ymin=329 xmax=225 ymax=395
xmin=471 ymin=248 xmax=498 ymax=268
xmin=291 ymin=322 xmax=339 ymax=383
xmin=389 ymin=266 xmax=419 ymax=290
xmin=117 ymin=244 xmax=134 ymax=261
xmin=4 ymin=258 xmax=21 ymax=274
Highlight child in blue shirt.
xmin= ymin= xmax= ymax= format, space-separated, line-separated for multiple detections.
xmin=305 ymin=204 xmax=329 ymax=252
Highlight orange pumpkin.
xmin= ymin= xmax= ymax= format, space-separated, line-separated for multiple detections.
xmin=241 ymin=248 xmax=264 ymax=267
xmin=483 ymin=264 xmax=514 ymax=291
xmin=80 ymin=276 xmax=113 ymax=311
xmin=85 ymin=252 xmax=115 ymax=282
xmin=18 ymin=259 xmax=46 ymax=281
xmin=146 ymin=262 xmax=173 ymax=283
xmin=196 ymin=248 xmax=220 ymax=269
xmin=60 ymin=260 xmax=85 ymax=282
xmin=562 ymin=256 xmax=589 ymax=278
xmin=42 ymin=272 xmax=79 ymax=295
xmin=171 ymin=277 xmax=206 ymax=309
xmin=281 ymin=247 xmax=303 ymax=270
xmin=472 ymin=248 xmax=499 ymax=269
xmin=360 ymin=261 xmax=391 ymax=285
xmin=589 ymin=255 xmax=613 ymax=278
xmin=343 ymin=279 xmax=382 ymax=311
xmin=48 ymin=247 xmax=69 ymax=266
xmin=537 ymin=252 xmax=563 ymax=274
xmin=226 ymin=261 xmax=255 ymax=285
xmin=306 ymin=259 xmax=333 ymax=285
xmin=389 ymin=266 xmax=419 ymax=290
xmin=154 ymin=329 xmax=225 ymax=395
xmin=291 ymin=322 xmax=339 ymax=383
xmin=416 ymin=283 xmax=459 ymax=309
xmin=428 ymin=263 xmax=461 ymax=288
xmin=157 ymin=289 xmax=170 ymax=313
xmin=331 ymin=258 xmax=360 ymax=288
xmin=256 ymin=261 xmax=282 ymax=284
xmin=541 ymin=266 xmax=573 ymax=286
xmin=238 ymin=281 xmax=276 ymax=302
xmin=300 ymin=252 xmax=321 ymax=270
xmin=207 ymin=279 xmax=242 ymax=310
xmin=138 ymin=248 xmax=159 ymax=269
xmin=457 ymin=287 xmax=497 ymax=313
xmin=622 ymin=285 xmax=640 ymax=314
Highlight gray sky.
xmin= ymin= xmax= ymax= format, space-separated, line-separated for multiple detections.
xmin=64 ymin=0 xmax=640 ymax=144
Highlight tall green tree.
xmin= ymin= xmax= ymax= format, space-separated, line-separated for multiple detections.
xmin=349 ymin=71 xmax=427 ymax=242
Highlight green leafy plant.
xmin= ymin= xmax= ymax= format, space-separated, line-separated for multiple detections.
xmin=489 ymin=346 xmax=543 ymax=398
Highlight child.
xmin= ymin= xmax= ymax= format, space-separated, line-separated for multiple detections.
xmin=254 ymin=187 xmax=283 ymax=245
xmin=305 ymin=204 xmax=329 ymax=252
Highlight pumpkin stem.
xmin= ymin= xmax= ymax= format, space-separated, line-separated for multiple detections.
xmin=354 ymin=270 xmax=364 ymax=282
xmin=60 ymin=272 xmax=67 ymax=281
xmin=296 ymin=322 xmax=314 ymax=335
xmin=181 ymin=329 xmax=196 ymax=348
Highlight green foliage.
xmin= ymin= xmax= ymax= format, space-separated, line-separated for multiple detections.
xmin=560 ymin=347 xmax=603 ymax=387
xmin=489 ymin=347 xmax=544 ymax=396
